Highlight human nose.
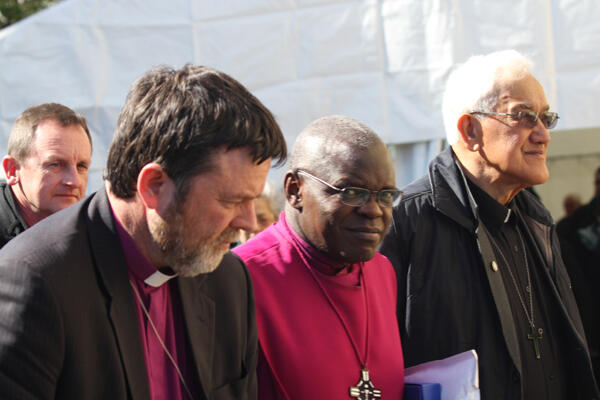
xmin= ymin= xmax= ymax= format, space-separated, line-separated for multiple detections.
xmin=231 ymin=200 xmax=259 ymax=233
xmin=531 ymin=118 xmax=551 ymax=145
xmin=62 ymin=165 xmax=82 ymax=187
xmin=357 ymin=194 xmax=384 ymax=218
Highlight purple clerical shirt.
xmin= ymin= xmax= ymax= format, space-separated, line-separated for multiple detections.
xmin=113 ymin=214 xmax=196 ymax=400
xmin=233 ymin=213 xmax=405 ymax=400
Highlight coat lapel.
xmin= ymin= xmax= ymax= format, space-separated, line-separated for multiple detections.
xmin=86 ymin=188 xmax=151 ymax=400
xmin=476 ymin=222 xmax=522 ymax=377
xmin=178 ymin=276 xmax=215 ymax=400
xmin=518 ymin=213 xmax=589 ymax=347
xmin=433 ymin=150 xmax=523 ymax=376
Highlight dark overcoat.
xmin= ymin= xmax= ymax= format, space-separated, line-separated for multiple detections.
xmin=381 ymin=147 xmax=599 ymax=399
xmin=0 ymin=188 xmax=257 ymax=400
xmin=0 ymin=182 xmax=27 ymax=248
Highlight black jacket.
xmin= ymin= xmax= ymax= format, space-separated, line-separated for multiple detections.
xmin=0 ymin=182 xmax=27 ymax=248
xmin=380 ymin=147 xmax=599 ymax=399
xmin=0 ymin=188 xmax=258 ymax=400
xmin=557 ymin=197 xmax=600 ymax=377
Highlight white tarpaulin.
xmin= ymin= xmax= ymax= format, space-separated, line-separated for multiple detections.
xmin=1 ymin=0 xmax=599 ymax=190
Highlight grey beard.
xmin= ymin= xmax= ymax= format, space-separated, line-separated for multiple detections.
xmin=149 ymin=209 xmax=239 ymax=277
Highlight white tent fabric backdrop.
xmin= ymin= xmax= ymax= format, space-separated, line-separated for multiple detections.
xmin=0 ymin=0 xmax=599 ymax=192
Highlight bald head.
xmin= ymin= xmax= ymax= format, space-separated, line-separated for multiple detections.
xmin=285 ymin=115 xmax=396 ymax=266
xmin=289 ymin=115 xmax=382 ymax=177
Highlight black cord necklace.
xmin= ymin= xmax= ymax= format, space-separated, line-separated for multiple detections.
xmin=290 ymin=237 xmax=382 ymax=400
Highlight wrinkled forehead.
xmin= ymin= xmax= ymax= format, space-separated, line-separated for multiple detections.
xmin=495 ymin=73 xmax=549 ymax=111
xmin=30 ymin=120 xmax=91 ymax=153
xmin=323 ymin=142 xmax=394 ymax=185
xmin=301 ymin=136 xmax=357 ymax=166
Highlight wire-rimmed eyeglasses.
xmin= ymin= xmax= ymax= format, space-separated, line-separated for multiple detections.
xmin=471 ymin=110 xmax=559 ymax=129
xmin=296 ymin=170 xmax=401 ymax=208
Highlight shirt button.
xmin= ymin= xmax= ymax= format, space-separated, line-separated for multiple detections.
xmin=513 ymin=245 xmax=519 ymax=252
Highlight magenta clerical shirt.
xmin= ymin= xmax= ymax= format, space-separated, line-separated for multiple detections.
xmin=113 ymin=214 xmax=196 ymax=400
xmin=233 ymin=213 xmax=404 ymax=400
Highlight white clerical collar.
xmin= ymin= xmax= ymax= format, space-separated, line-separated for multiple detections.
xmin=144 ymin=269 xmax=178 ymax=287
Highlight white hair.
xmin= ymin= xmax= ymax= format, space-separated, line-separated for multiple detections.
xmin=289 ymin=115 xmax=380 ymax=173
xmin=442 ymin=50 xmax=534 ymax=145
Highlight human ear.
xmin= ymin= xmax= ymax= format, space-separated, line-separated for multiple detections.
xmin=457 ymin=114 xmax=482 ymax=152
xmin=136 ymin=163 xmax=173 ymax=211
xmin=2 ymin=156 xmax=20 ymax=185
xmin=284 ymin=171 xmax=302 ymax=210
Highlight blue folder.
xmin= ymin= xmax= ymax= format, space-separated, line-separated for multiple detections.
xmin=403 ymin=382 xmax=441 ymax=400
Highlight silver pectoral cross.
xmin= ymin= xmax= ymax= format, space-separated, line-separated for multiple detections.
xmin=349 ymin=368 xmax=382 ymax=400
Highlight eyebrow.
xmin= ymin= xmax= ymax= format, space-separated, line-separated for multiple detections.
xmin=41 ymin=156 xmax=65 ymax=163
xmin=333 ymin=178 xmax=397 ymax=191
xmin=220 ymin=192 xmax=260 ymax=202
xmin=43 ymin=155 xmax=90 ymax=164
xmin=512 ymin=103 xmax=550 ymax=112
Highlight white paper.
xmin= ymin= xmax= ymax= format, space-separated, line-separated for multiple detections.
xmin=405 ymin=350 xmax=480 ymax=400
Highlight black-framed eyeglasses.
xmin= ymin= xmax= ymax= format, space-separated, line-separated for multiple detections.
xmin=296 ymin=170 xmax=401 ymax=208
xmin=471 ymin=110 xmax=560 ymax=129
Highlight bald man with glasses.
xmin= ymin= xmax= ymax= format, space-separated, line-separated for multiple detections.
xmin=381 ymin=49 xmax=599 ymax=399
xmin=233 ymin=115 xmax=405 ymax=400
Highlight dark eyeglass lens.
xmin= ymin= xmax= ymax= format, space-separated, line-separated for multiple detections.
xmin=541 ymin=113 xmax=558 ymax=129
xmin=378 ymin=191 xmax=398 ymax=206
xmin=342 ymin=189 xmax=386 ymax=206
xmin=518 ymin=111 xmax=558 ymax=129
xmin=518 ymin=111 xmax=538 ymax=128
xmin=341 ymin=188 xmax=369 ymax=206
xmin=342 ymin=188 xmax=400 ymax=207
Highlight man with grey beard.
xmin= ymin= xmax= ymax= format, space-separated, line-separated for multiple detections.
xmin=0 ymin=64 xmax=286 ymax=400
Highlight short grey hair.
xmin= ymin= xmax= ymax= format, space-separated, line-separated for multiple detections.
xmin=442 ymin=50 xmax=533 ymax=145
xmin=289 ymin=115 xmax=379 ymax=175
xmin=8 ymin=103 xmax=91 ymax=161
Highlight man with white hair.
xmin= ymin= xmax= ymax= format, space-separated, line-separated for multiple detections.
xmin=381 ymin=50 xmax=599 ymax=398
